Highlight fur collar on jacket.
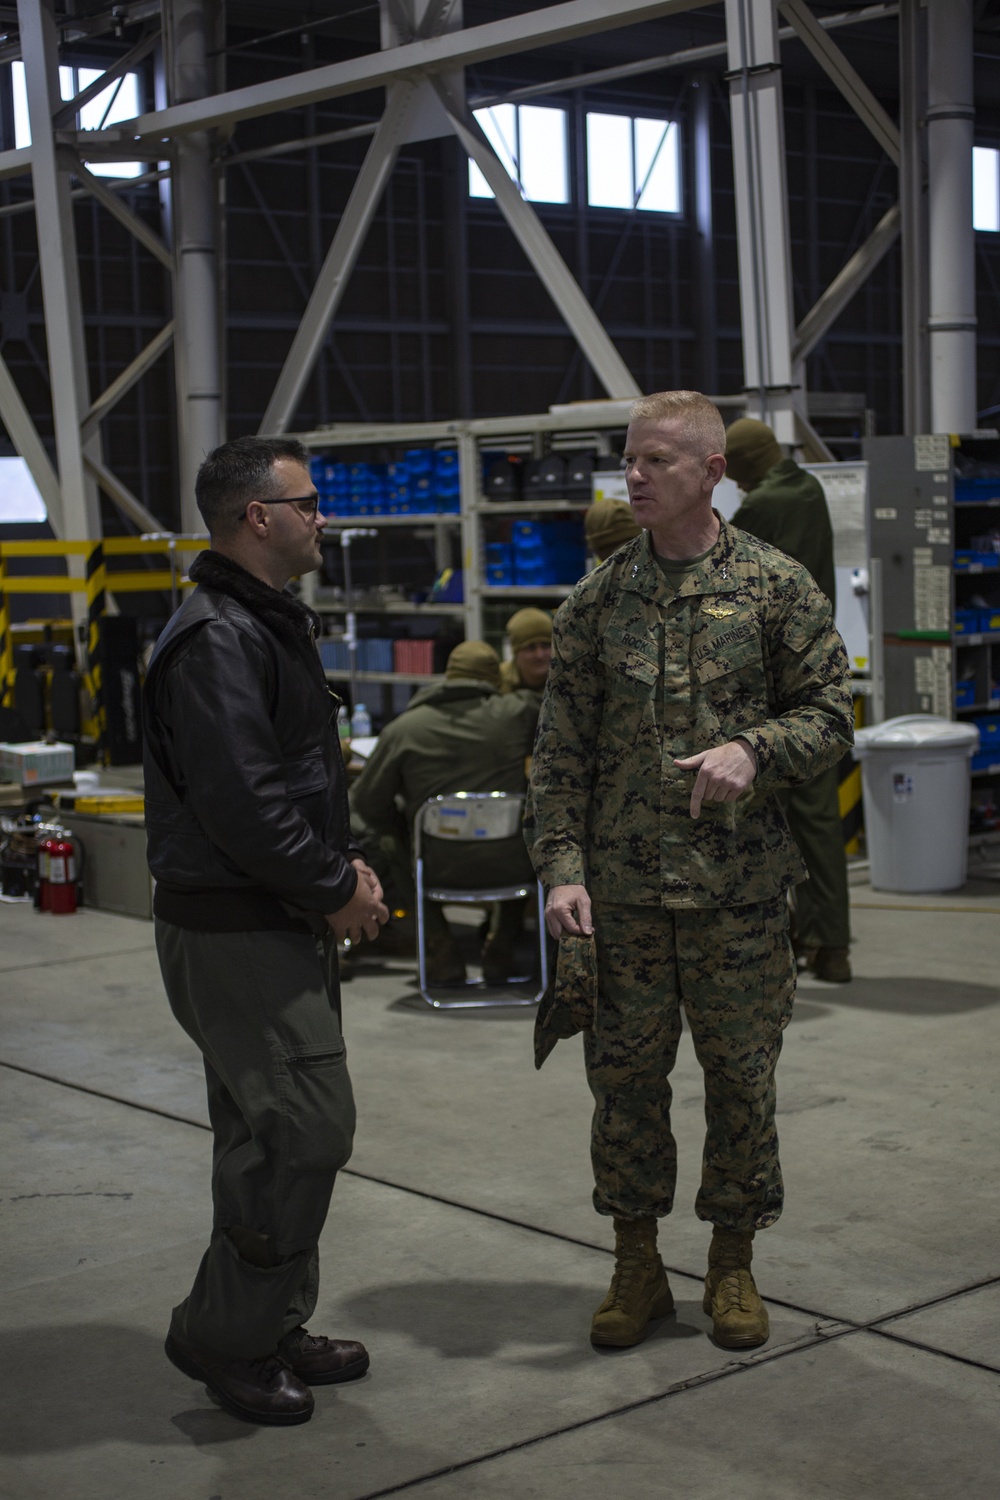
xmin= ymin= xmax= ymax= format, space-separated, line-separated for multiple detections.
xmin=188 ymin=549 xmax=322 ymax=647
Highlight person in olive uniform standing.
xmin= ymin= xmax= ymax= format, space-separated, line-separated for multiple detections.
xmin=144 ymin=437 xmax=388 ymax=1426
xmin=525 ymin=391 xmax=853 ymax=1353
xmin=727 ymin=417 xmax=852 ymax=984
xmin=351 ymin=641 xmax=539 ymax=983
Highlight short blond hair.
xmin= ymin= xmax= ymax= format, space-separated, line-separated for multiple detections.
xmin=629 ymin=390 xmax=726 ymax=461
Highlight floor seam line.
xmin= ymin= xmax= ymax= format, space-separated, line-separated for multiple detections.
xmin=0 ymin=945 xmax=155 ymax=974
xmin=860 ymin=1272 xmax=1000 ymax=1324
xmin=0 ymin=1059 xmax=211 ymax=1132
xmin=5 ymin=1060 xmax=996 ymax=1340
xmin=864 ymin=1323 xmax=1000 ymax=1374
xmin=347 ymin=1326 xmax=860 ymax=1500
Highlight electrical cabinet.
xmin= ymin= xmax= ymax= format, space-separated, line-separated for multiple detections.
xmin=863 ymin=432 xmax=1000 ymax=833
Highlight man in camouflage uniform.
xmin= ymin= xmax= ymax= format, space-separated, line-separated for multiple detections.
xmin=525 ymin=391 xmax=853 ymax=1352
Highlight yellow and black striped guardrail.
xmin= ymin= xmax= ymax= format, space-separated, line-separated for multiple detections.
xmin=0 ymin=536 xmax=205 ymax=755
xmin=840 ymin=694 xmax=866 ymax=854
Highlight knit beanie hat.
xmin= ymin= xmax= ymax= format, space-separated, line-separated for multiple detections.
xmin=445 ymin=639 xmax=501 ymax=688
xmin=724 ymin=418 xmax=784 ymax=491
xmin=506 ymin=607 xmax=553 ymax=653
xmin=585 ymin=498 xmax=642 ymax=561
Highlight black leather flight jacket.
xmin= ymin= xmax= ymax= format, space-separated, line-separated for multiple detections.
xmin=142 ymin=550 xmax=361 ymax=932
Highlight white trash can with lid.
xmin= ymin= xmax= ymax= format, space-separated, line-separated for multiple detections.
xmin=852 ymin=715 xmax=979 ymax=892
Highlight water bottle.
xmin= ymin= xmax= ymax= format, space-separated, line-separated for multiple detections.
xmin=350 ymin=702 xmax=372 ymax=738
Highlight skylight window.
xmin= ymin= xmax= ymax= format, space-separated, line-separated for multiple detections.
xmin=11 ymin=61 xmax=143 ymax=178
xmin=973 ymin=146 xmax=1000 ymax=233
xmin=469 ymin=104 xmax=569 ymax=204
xmin=586 ymin=113 xmax=680 ymax=213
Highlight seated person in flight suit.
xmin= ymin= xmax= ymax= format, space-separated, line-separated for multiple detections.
xmin=351 ymin=641 xmax=540 ymax=983
xmin=499 ymin=608 xmax=553 ymax=695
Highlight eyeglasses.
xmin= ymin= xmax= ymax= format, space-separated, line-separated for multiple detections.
xmin=242 ymin=493 xmax=321 ymax=521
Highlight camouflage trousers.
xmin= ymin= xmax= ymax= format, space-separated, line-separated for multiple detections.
xmin=585 ymin=896 xmax=795 ymax=1233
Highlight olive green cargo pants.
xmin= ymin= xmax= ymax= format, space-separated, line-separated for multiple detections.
xmin=155 ymin=921 xmax=356 ymax=1361
xmin=585 ymin=897 xmax=795 ymax=1233
xmin=780 ymin=765 xmax=851 ymax=951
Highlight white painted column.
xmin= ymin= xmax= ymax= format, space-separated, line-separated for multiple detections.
xmin=927 ymin=0 xmax=977 ymax=434
xmin=16 ymin=0 xmax=101 ymax=545
xmin=725 ymin=0 xmax=801 ymax=446
xmin=167 ymin=0 xmax=223 ymax=531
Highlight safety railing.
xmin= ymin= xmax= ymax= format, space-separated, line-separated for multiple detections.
xmin=0 ymin=535 xmax=207 ymax=749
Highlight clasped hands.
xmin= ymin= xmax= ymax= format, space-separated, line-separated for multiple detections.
xmin=544 ymin=738 xmax=757 ymax=939
xmin=326 ymin=859 xmax=389 ymax=945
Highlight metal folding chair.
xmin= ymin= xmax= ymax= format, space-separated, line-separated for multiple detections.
xmin=414 ymin=791 xmax=548 ymax=1010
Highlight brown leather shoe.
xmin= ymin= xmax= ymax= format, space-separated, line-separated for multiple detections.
xmin=280 ymin=1328 xmax=370 ymax=1385
xmin=164 ymin=1333 xmax=314 ymax=1425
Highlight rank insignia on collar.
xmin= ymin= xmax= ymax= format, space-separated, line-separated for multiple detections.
xmin=703 ymin=603 xmax=737 ymax=619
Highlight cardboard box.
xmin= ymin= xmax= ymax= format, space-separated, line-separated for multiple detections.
xmin=0 ymin=741 xmax=75 ymax=786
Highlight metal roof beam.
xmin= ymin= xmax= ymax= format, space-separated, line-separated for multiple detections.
xmin=778 ymin=0 xmax=900 ymax=164
xmin=793 ymin=203 xmax=902 ymax=364
xmin=439 ymin=82 xmax=640 ymax=400
xmin=76 ymin=0 xmax=708 ymax=146
xmin=51 ymin=25 xmax=161 ymax=128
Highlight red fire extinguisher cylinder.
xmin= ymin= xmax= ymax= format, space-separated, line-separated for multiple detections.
xmin=47 ymin=834 xmax=78 ymax=915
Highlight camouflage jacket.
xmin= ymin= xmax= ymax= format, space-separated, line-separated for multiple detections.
xmin=524 ymin=517 xmax=853 ymax=908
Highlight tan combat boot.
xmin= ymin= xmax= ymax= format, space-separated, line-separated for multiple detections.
xmin=703 ymin=1227 xmax=769 ymax=1349
xmin=590 ymin=1218 xmax=674 ymax=1348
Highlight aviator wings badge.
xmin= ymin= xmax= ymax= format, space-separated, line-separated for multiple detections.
xmin=703 ymin=603 xmax=737 ymax=619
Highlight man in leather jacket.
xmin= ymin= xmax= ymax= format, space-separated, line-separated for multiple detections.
xmin=143 ymin=435 xmax=387 ymax=1426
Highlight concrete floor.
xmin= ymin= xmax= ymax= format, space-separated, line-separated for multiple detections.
xmin=1 ymin=865 xmax=998 ymax=1499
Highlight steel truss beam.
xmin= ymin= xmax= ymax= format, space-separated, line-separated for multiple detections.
xmin=61 ymin=152 xmax=173 ymax=267
xmin=259 ymin=82 xmax=424 ymax=434
xmin=79 ymin=0 xmax=708 ymax=146
xmin=81 ymin=321 xmax=176 ymax=440
xmin=51 ymin=24 xmax=161 ymax=128
xmin=221 ymin=4 xmax=900 ymax=169
xmin=793 ymin=204 xmax=902 ymax=364
xmin=472 ymin=4 xmax=900 ymax=110
xmin=0 ymin=147 xmax=33 ymax=182
xmin=83 ymin=453 xmax=162 ymax=533
xmin=440 ymin=86 xmax=640 ymax=400
xmin=778 ymin=0 xmax=900 ymax=164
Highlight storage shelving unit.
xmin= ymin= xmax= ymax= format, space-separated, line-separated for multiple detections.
xmin=294 ymin=399 xmax=750 ymax=720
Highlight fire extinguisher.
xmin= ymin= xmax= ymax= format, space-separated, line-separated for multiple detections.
xmin=47 ymin=830 xmax=78 ymax=915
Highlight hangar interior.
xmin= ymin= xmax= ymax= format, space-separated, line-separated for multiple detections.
xmin=1 ymin=3 xmax=999 ymax=1497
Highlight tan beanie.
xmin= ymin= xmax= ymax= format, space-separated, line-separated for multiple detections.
xmin=445 ymin=639 xmax=501 ymax=688
xmin=585 ymin=498 xmax=642 ymax=561
xmin=724 ymin=418 xmax=784 ymax=491
xmin=506 ymin=607 xmax=553 ymax=653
